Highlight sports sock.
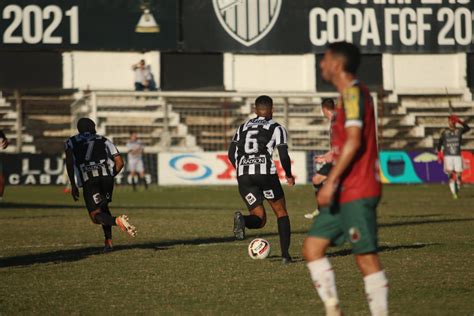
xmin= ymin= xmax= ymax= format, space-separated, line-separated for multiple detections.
xmin=277 ymin=216 xmax=291 ymax=258
xmin=307 ymin=257 xmax=339 ymax=306
xmin=94 ymin=212 xmax=116 ymax=226
xmin=364 ymin=270 xmax=389 ymax=316
xmin=101 ymin=205 xmax=112 ymax=239
xmin=132 ymin=176 xmax=136 ymax=191
xmin=143 ymin=177 xmax=148 ymax=189
xmin=449 ymin=180 xmax=456 ymax=195
xmin=243 ymin=215 xmax=262 ymax=229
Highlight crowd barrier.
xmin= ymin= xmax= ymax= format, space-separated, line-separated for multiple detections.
xmin=1 ymin=151 xmax=473 ymax=185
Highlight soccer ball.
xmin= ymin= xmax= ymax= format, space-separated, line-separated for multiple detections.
xmin=248 ymin=238 xmax=271 ymax=260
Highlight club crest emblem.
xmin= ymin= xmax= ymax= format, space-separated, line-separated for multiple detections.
xmin=212 ymin=0 xmax=282 ymax=47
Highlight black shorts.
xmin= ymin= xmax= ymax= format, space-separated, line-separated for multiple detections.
xmin=237 ymin=174 xmax=285 ymax=210
xmin=317 ymin=163 xmax=332 ymax=176
xmin=82 ymin=176 xmax=114 ymax=212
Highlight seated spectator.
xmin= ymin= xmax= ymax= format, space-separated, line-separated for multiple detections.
xmin=132 ymin=60 xmax=157 ymax=91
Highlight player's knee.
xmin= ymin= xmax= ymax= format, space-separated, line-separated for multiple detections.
xmin=302 ymin=238 xmax=327 ymax=261
xmin=89 ymin=209 xmax=101 ymax=224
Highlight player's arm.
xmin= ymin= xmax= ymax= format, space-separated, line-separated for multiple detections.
xmin=113 ymin=154 xmax=124 ymax=175
xmin=106 ymin=139 xmax=123 ymax=175
xmin=318 ymin=86 xmax=363 ymax=206
xmin=277 ymin=144 xmax=294 ymax=186
xmin=436 ymin=131 xmax=445 ymax=163
xmin=457 ymin=117 xmax=471 ymax=134
xmin=0 ymin=130 xmax=8 ymax=149
xmin=228 ymin=125 xmax=242 ymax=169
xmin=65 ymin=148 xmax=79 ymax=201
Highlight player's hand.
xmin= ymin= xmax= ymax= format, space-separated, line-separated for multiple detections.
xmin=71 ymin=185 xmax=80 ymax=201
xmin=286 ymin=176 xmax=295 ymax=186
xmin=317 ymin=179 xmax=336 ymax=207
xmin=1 ymin=138 xmax=8 ymax=149
xmin=437 ymin=151 xmax=444 ymax=164
xmin=314 ymin=155 xmax=326 ymax=163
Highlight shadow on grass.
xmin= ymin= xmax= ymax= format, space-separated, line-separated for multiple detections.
xmin=0 ymin=202 xmax=235 ymax=211
xmin=1 ymin=217 xmax=472 ymax=268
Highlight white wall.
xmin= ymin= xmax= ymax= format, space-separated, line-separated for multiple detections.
xmin=383 ymin=53 xmax=468 ymax=96
xmin=224 ymin=54 xmax=315 ymax=92
xmin=63 ymin=51 xmax=160 ymax=90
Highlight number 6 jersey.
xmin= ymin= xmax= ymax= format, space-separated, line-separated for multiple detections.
xmin=230 ymin=116 xmax=288 ymax=177
xmin=65 ymin=132 xmax=120 ymax=187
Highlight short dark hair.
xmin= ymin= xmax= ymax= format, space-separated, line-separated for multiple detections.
xmin=255 ymin=95 xmax=273 ymax=109
xmin=130 ymin=130 xmax=136 ymax=135
xmin=321 ymin=98 xmax=335 ymax=110
xmin=77 ymin=118 xmax=96 ymax=134
xmin=327 ymin=41 xmax=361 ymax=75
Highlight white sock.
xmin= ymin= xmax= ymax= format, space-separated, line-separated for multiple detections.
xmin=449 ymin=180 xmax=456 ymax=195
xmin=307 ymin=257 xmax=339 ymax=306
xmin=364 ymin=270 xmax=389 ymax=316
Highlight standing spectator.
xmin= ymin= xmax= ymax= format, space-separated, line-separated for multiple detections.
xmin=0 ymin=130 xmax=8 ymax=201
xmin=132 ymin=59 xmax=157 ymax=91
xmin=126 ymin=131 xmax=148 ymax=191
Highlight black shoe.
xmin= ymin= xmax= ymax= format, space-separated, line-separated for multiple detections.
xmin=282 ymin=256 xmax=293 ymax=265
xmin=233 ymin=212 xmax=245 ymax=240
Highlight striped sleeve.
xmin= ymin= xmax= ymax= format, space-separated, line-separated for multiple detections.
xmin=273 ymin=125 xmax=288 ymax=147
xmin=232 ymin=124 xmax=243 ymax=143
xmin=64 ymin=138 xmax=73 ymax=151
xmin=105 ymin=139 xmax=120 ymax=157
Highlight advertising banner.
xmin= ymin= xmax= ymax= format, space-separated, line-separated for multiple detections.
xmin=0 ymin=0 xmax=177 ymax=50
xmin=183 ymin=0 xmax=474 ymax=53
xmin=0 ymin=153 xmax=158 ymax=185
xmin=158 ymin=151 xmax=308 ymax=185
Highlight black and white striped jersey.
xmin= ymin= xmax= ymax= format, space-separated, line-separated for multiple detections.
xmin=65 ymin=133 xmax=119 ymax=187
xmin=231 ymin=116 xmax=288 ymax=177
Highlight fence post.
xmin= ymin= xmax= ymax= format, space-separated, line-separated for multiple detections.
xmin=162 ymin=97 xmax=171 ymax=151
xmin=14 ymin=90 xmax=22 ymax=153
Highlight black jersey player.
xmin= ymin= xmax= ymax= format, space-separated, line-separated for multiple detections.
xmin=228 ymin=95 xmax=295 ymax=264
xmin=437 ymin=114 xmax=470 ymax=198
xmin=65 ymin=118 xmax=137 ymax=252
xmin=305 ymin=98 xmax=336 ymax=219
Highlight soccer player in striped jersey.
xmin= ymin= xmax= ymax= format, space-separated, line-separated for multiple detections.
xmin=65 ymin=118 xmax=137 ymax=252
xmin=0 ymin=130 xmax=8 ymax=201
xmin=437 ymin=115 xmax=470 ymax=199
xmin=303 ymin=42 xmax=387 ymax=316
xmin=228 ymin=95 xmax=295 ymax=264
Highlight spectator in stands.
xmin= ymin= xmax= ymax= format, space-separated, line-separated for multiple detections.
xmin=132 ymin=59 xmax=157 ymax=91
xmin=126 ymin=131 xmax=148 ymax=191
xmin=0 ymin=130 xmax=9 ymax=201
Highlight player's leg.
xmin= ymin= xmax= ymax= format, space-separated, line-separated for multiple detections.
xmin=342 ymin=198 xmax=388 ymax=316
xmin=454 ymin=155 xmax=463 ymax=196
xmin=101 ymin=204 xmax=113 ymax=252
xmin=306 ymin=164 xmax=331 ymax=219
xmin=234 ymin=175 xmax=265 ymax=240
xmin=130 ymin=170 xmax=137 ymax=191
xmin=137 ymin=159 xmax=148 ymax=189
xmin=267 ymin=197 xmax=292 ymax=262
xmin=303 ymin=204 xmax=344 ymax=315
xmin=444 ymin=156 xmax=457 ymax=198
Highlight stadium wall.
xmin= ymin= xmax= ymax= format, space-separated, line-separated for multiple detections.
xmin=2 ymin=151 xmax=474 ymax=186
xmin=60 ymin=52 xmax=471 ymax=98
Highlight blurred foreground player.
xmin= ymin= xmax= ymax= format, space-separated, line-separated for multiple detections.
xmin=437 ymin=115 xmax=470 ymax=199
xmin=228 ymin=95 xmax=295 ymax=264
xmin=65 ymin=118 xmax=137 ymax=252
xmin=0 ymin=130 xmax=9 ymax=201
xmin=302 ymin=42 xmax=387 ymax=316
xmin=305 ymin=98 xmax=336 ymax=219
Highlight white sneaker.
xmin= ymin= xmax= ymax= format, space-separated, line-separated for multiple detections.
xmin=304 ymin=209 xmax=320 ymax=219
xmin=116 ymin=215 xmax=137 ymax=237
xmin=325 ymin=298 xmax=343 ymax=316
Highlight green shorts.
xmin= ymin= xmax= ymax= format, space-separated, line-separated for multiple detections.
xmin=308 ymin=197 xmax=380 ymax=254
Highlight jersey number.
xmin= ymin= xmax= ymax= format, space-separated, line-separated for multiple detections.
xmin=84 ymin=140 xmax=95 ymax=161
xmin=244 ymin=130 xmax=259 ymax=154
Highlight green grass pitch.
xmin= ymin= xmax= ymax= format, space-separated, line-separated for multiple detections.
xmin=0 ymin=184 xmax=473 ymax=315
